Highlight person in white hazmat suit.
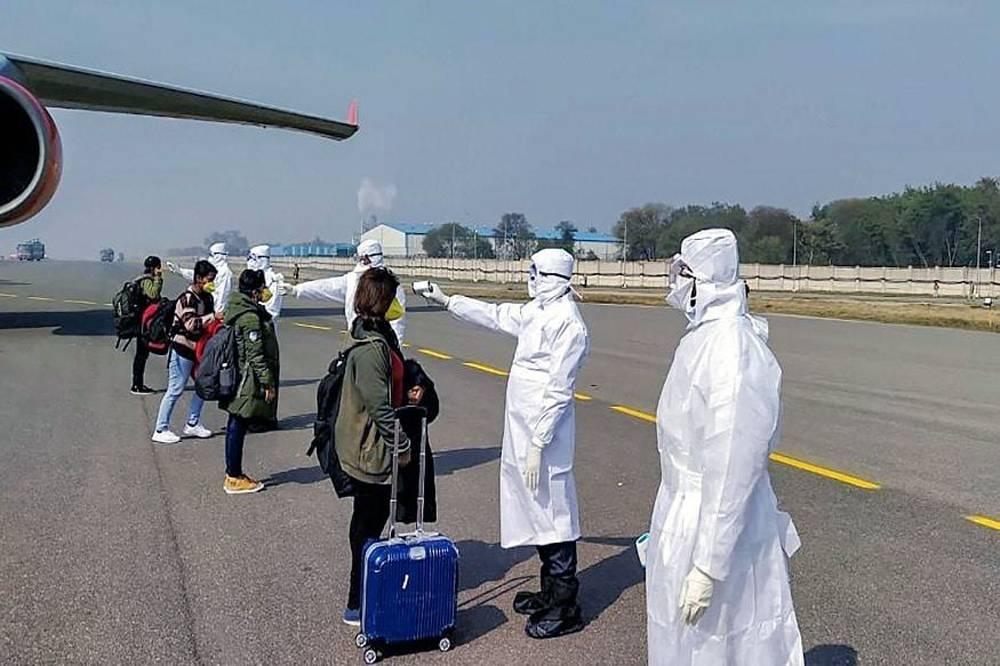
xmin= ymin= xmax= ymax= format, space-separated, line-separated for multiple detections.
xmin=167 ymin=242 xmax=234 ymax=314
xmin=418 ymin=248 xmax=590 ymax=640
xmin=279 ymin=239 xmax=407 ymax=343
xmin=646 ymin=228 xmax=803 ymax=665
xmin=246 ymin=244 xmax=284 ymax=322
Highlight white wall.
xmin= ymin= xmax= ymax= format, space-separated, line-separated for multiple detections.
xmin=360 ymin=225 xmax=407 ymax=257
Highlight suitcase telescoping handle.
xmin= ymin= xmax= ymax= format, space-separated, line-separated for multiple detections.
xmin=389 ymin=405 xmax=429 ymax=539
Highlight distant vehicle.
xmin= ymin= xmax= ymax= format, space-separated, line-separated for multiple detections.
xmin=116 ymin=252 xmax=125 ymax=262
xmin=16 ymin=239 xmax=45 ymax=261
xmin=100 ymin=248 xmax=115 ymax=263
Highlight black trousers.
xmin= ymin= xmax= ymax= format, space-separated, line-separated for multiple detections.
xmin=347 ymin=481 xmax=392 ymax=610
xmin=131 ymin=337 xmax=150 ymax=387
xmin=537 ymin=541 xmax=578 ymax=580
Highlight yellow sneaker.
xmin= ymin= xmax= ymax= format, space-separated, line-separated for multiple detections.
xmin=224 ymin=475 xmax=264 ymax=495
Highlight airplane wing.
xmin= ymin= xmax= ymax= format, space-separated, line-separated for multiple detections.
xmin=4 ymin=53 xmax=358 ymax=141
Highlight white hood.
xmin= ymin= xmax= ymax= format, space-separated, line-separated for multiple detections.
xmin=356 ymin=239 xmax=385 ymax=269
xmin=529 ymin=248 xmax=574 ymax=303
xmin=675 ymin=228 xmax=762 ymax=335
xmin=247 ymin=244 xmax=271 ymax=271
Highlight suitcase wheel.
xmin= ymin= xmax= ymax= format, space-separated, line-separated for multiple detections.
xmin=363 ymin=647 xmax=380 ymax=664
xmin=354 ymin=633 xmax=368 ymax=649
xmin=438 ymin=636 xmax=453 ymax=652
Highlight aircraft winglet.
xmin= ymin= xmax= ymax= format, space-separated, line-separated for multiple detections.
xmin=348 ymin=100 xmax=358 ymax=127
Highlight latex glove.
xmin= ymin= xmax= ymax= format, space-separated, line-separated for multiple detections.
xmin=276 ymin=282 xmax=297 ymax=297
xmin=166 ymin=261 xmax=180 ymax=274
xmin=523 ymin=441 xmax=543 ymax=493
xmin=420 ymin=283 xmax=450 ymax=307
xmin=678 ymin=566 xmax=714 ymax=626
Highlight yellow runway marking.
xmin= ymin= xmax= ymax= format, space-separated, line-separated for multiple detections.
xmin=610 ymin=405 xmax=657 ymax=423
xmin=966 ymin=515 xmax=1000 ymax=531
xmin=609 ymin=406 xmax=880 ymax=490
xmin=574 ymin=392 xmax=593 ymax=401
xmin=418 ymin=348 xmax=453 ymax=360
xmin=0 ymin=292 xmax=18 ymax=298
xmin=104 ymin=303 xmax=113 ymax=307
xmin=463 ymin=361 xmax=509 ymax=377
xmin=64 ymin=299 xmax=98 ymax=305
xmin=27 ymin=296 xmax=54 ymax=301
xmin=768 ymin=452 xmax=881 ymax=490
xmin=402 ymin=342 xmax=411 ymax=348
xmin=293 ymin=322 xmax=333 ymax=331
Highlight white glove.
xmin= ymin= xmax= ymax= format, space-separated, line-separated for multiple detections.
xmin=420 ymin=283 xmax=450 ymax=307
xmin=678 ymin=566 xmax=714 ymax=626
xmin=275 ymin=281 xmax=294 ymax=297
xmin=523 ymin=441 xmax=543 ymax=493
xmin=166 ymin=261 xmax=179 ymax=274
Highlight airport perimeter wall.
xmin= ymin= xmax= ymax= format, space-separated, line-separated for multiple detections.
xmin=272 ymin=257 xmax=1000 ymax=298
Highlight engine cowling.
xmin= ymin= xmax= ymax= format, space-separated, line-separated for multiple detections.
xmin=0 ymin=76 xmax=62 ymax=228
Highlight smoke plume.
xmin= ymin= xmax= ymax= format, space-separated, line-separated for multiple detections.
xmin=357 ymin=178 xmax=397 ymax=216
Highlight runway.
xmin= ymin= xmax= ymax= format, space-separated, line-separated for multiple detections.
xmin=1 ymin=261 xmax=997 ymax=665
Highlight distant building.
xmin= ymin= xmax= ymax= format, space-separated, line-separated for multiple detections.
xmin=361 ymin=222 xmax=619 ymax=259
xmin=274 ymin=242 xmax=356 ymax=258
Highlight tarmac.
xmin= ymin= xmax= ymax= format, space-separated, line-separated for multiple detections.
xmin=0 ymin=260 xmax=997 ymax=665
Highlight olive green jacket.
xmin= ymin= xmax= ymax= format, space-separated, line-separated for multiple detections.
xmin=221 ymin=292 xmax=279 ymax=420
xmin=335 ymin=320 xmax=409 ymax=485
xmin=137 ymin=274 xmax=163 ymax=303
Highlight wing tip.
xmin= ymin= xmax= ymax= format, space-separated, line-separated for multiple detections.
xmin=347 ymin=99 xmax=358 ymax=127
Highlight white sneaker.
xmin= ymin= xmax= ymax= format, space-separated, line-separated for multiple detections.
xmin=183 ymin=423 xmax=213 ymax=439
xmin=152 ymin=430 xmax=181 ymax=444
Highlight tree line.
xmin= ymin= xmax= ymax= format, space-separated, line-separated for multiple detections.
xmin=614 ymin=177 xmax=1000 ymax=267
xmin=422 ymin=214 xmax=597 ymax=260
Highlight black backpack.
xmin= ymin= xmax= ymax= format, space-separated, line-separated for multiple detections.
xmin=194 ymin=311 xmax=254 ymax=401
xmin=112 ymin=276 xmax=150 ymax=348
xmin=307 ymin=342 xmax=370 ymax=497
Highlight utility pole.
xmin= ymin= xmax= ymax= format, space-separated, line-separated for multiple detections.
xmin=976 ymin=216 xmax=983 ymax=296
xmin=621 ymin=218 xmax=628 ymax=288
xmin=792 ymin=218 xmax=797 ymax=267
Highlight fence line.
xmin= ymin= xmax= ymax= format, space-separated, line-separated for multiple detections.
xmin=271 ymin=257 xmax=1000 ymax=298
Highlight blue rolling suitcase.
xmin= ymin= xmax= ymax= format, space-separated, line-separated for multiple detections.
xmin=355 ymin=407 xmax=459 ymax=664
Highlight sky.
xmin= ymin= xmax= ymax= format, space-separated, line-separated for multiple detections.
xmin=2 ymin=1 xmax=999 ymax=259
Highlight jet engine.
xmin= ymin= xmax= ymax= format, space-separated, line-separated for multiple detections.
xmin=0 ymin=76 xmax=62 ymax=228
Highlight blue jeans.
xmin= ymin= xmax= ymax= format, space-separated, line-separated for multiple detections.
xmin=155 ymin=351 xmax=205 ymax=432
xmin=225 ymin=413 xmax=248 ymax=477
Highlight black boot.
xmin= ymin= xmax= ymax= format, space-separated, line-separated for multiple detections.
xmin=525 ymin=577 xmax=585 ymax=639
xmin=513 ymin=575 xmax=553 ymax=615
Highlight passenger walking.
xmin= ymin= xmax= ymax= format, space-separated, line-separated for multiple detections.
xmin=151 ymin=260 xmax=219 ymax=444
xmin=334 ymin=267 xmax=410 ymax=626
xmin=167 ymin=242 xmax=234 ymax=314
xmin=219 ymin=269 xmax=278 ymax=495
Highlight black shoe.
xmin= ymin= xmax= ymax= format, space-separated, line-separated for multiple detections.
xmin=130 ymin=385 xmax=155 ymax=395
xmin=514 ymin=576 xmax=554 ymax=615
xmin=525 ymin=603 xmax=585 ymax=640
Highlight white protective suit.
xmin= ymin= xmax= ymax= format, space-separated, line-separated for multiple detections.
xmin=246 ymin=244 xmax=284 ymax=321
xmin=646 ymin=229 xmax=803 ymax=665
xmin=446 ymin=248 xmax=589 ymax=547
xmin=291 ymin=239 xmax=407 ymax=342
xmin=177 ymin=242 xmax=233 ymax=314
